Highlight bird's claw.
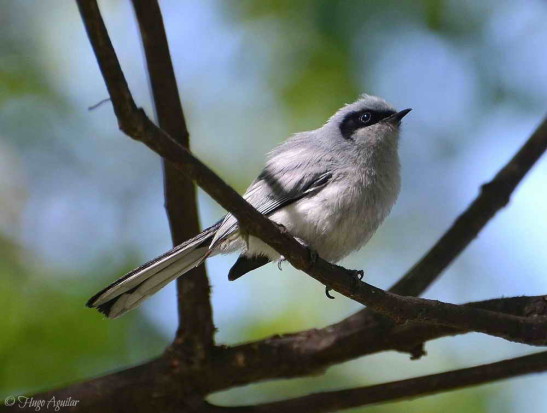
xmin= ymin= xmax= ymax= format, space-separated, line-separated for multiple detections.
xmin=325 ymin=286 xmax=335 ymax=299
xmin=277 ymin=257 xmax=286 ymax=271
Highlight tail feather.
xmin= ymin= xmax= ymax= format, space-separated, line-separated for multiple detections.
xmin=100 ymin=247 xmax=210 ymax=318
xmin=123 ymin=247 xmax=209 ymax=308
xmin=87 ymin=222 xmax=220 ymax=318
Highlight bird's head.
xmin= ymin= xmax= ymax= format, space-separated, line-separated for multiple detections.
xmin=327 ymin=94 xmax=411 ymax=147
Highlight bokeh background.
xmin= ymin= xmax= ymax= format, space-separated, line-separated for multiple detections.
xmin=1 ymin=0 xmax=546 ymax=411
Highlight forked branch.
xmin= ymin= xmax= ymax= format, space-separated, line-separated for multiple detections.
xmin=131 ymin=0 xmax=215 ymax=354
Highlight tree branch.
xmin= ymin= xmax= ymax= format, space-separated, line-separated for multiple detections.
xmin=213 ymin=294 xmax=547 ymax=386
xmin=336 ymin=281 xmax=547 ymax=345
xmin=391 ymin=114 xmax=547 ymax=296
xmin=214 ymin=351 xmax=547 ymax=413
xmin=28 ymin=294 xmax=547 ymax=409
xmin=327 ymin=117 xmax=547 ymax=360
xmin=131 ymin=0 xmax=215 ymax=355
xmin=76 ymin=0 xmax=547 ymax=344
xmin=293 ymin=106 xmax=547 ymax=365
xmin=75 ymin=0 xmax=309 ymax=279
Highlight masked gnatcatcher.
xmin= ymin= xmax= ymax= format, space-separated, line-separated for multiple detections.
xmin=88 ymin=94 xmax=411 ymax=318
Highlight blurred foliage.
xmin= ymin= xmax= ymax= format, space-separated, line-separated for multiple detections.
xmin=0 ymin=0 xmax=545 ymax=412
xmin=0 ymin=1 xmax=167 ymax=396
xmin=0 ymin=235 xmax=165 ymax=395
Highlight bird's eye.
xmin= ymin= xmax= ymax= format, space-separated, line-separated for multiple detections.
xmin=359 ymin=112 xmax=372 ymax=124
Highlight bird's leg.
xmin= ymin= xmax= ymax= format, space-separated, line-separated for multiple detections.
xmin=277 ymin=257 xmax=286 ymax=271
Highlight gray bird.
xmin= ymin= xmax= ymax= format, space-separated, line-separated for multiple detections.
xmin=87 ymin=94 xmax=411 ymax=318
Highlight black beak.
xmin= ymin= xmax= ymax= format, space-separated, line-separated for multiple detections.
xmin=385 ymin=108 xmax=412 ymax=125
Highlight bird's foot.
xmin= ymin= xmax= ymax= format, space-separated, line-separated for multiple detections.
xmin=325 ymin=269 xmax=364 ymax=300
xmin=277 ymin=256 xmax=286 ymax=271
xmin=349 ymin=269 xmax=365 ymax=294
xmin=349 ymin=269 xmax=365 ymax=281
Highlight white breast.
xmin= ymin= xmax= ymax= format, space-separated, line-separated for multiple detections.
xmin=245 ymin=166 xmax=400 ymax=263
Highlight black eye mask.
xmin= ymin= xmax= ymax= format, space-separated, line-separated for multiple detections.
xmin=339 ymin=109 xmax=396 ymax=140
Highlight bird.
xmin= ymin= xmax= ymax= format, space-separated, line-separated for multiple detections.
xmin=87 ymin=94 xmax=411 ymax=318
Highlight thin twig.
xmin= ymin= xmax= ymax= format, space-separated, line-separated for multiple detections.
xmin=87 ymin=97 xmax=111 ymax=110
xmin=131 ymin=0 xmax=215 ymax=354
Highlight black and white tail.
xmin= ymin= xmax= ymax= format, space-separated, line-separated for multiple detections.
xmin=87 ymin=222 xmax=221 ymax=319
